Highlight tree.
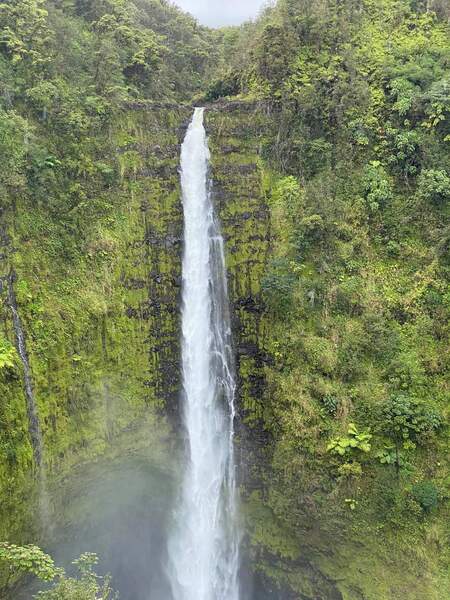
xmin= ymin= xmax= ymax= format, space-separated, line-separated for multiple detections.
xmin=0 ymin=0 xmax=51 ymax=78
xmin=0 ymin=544 xmax=117 ymax=599
xmin=417 ymin=169 xmax=450 ymax=206
xmin=362 ymin=161 xmax=394 ymax=212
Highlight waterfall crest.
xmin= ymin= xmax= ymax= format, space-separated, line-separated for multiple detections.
xmin=168 ymin=108 xmax=240 ymax=600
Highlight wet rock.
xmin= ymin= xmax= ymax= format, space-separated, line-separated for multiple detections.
xmin=234 ymin=296 xmax=263 ymax=314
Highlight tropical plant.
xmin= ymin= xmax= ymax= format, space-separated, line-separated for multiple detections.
xmin=0 ymin=544 xmax=117 ymax=599
xmin=327 ymin=423 xmax=372 ymax=456
xmin=411 ymin=481 xmax=439 ymax=513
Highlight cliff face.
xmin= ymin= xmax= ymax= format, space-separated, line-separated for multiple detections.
xmin=0 ymin=105 xmax=190 ymax=541
xmin=0 ymin=100 xmax=271 ymax=534
xmin=206 ymin=104 xmax=346 ymax=600
xmin=0 ymin=0 xmax=218 ymax=552
xmin=0 ymin=100 xmax=279 ymax=590
xmin=207 ymin=102 xmax=448 ymax=600
xmin=1 ymin=100 xmax=447 ymax=600
xmin=206 ymin=104 xmax=270 ymax=426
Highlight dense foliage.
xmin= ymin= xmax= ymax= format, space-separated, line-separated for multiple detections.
xmin=0 ymin=543 xmax=116 ymax=598
xmin=0 ymin=0 xmax=216 ymax=243
xmin=0 ymin=0 xmax=448 ymax=598
xmin=208 ymin=1 xmax=449 ymax=597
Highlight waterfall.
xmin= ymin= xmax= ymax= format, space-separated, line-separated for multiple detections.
xmin=168 ymin=108 xmax=240 ymax=600
xmin=6 ymin=272 xmax=51 ymax=530
xmin=6 ymin=273 xmax=43 ymax=468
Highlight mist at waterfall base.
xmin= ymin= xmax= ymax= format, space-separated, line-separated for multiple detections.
xmin=15 ymin=451 xmax=176 ymax=600
xmin=15 ymin=449 xmax=274 ymax=600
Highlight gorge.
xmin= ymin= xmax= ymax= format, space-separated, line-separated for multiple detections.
xmin=0 ymin=1 xmax=449 ymax=600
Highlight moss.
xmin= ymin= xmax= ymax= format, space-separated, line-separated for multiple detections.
xmin=0 ymin=106 xmax=190 ymax=542
xmin=206 ymin=108 xmax=271 ymax=426
xmin=206 ymin=101 xmax=449 ymax=599
xmin=2 ymin=93 xmax=447 ymax=600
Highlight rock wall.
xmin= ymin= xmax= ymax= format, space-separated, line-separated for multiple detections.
xmin=0 ymin=101 xmax=271 ymax=539
xmin=206 ymin=105 xmax=346 ymax=600
xmin=206 ymin=103 xmax=270 ymax=426
xmin=0 ymin=105 xmax=190 ymax=541
xmin=1 ymin=101 xmax=322 ymax=598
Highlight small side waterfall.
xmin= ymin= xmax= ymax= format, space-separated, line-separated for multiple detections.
xmin=6 ymin=272 xmax=51 ymax=529
xmin=6 ymin=273 xmax=43 ymax=468
xmin=168 ymin=108 xmax=240 ymax=600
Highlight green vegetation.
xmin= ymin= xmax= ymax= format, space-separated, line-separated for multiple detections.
xmin=206 ymin=0 xmax=449 ymax=597
xmin=0 ymin=0 xmax=195 ymax=553
xmin=0 ymin=543 xmax=116 ymax=598
xmin=0 ymin=0 xmax=449 ymax=599
xmin=0 ymin=542 xmax=57 ymax=583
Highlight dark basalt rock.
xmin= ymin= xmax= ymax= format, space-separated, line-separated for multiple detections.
xmin=237 ymin=342 xmax=260 ymax=357
xmin=234 ymin=296 xmax=263 ymax=314
xmin=124 ymin=100 xmax=189 ymax=111
xmin=221 ymin=145 xmax=239 ymax=155
xmin=125 ymin=306 xmax=144 ymax=319
xmin=139 ymin=165 xmax=177 ymax=178
xmin=145 ymin=233 xmax=182 ymax=248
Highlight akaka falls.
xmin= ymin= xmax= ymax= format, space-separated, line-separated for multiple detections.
xmin=3 ymin=2 xmax=447 ymax=598
xmin=167 ymin=108 xmax=241 ymax=600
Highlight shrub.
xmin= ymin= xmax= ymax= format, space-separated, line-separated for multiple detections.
xmin=384 ymin=127 xmax=420 ymax=177
xmin=417 ymin=169 xmax=450 ymax=206
xmin=261 ymin=258 xmax=297 ymax=317
xmin=321 ymin=394 xmax=339 ymax=416
xmin=0 ymin=338 xmax=17 ymax=371
xmin=0 ymin=545 xmax=117 ymax=599
xmin=271 ymin=176 xmax=303 ymax=220
xmin=411 ymin=481 xmax=439 ymax=513
xmin=36 ymin=553 xmax=117 ymax=600
xmin=303 ymin=335 xmax=337 ymax=375
xmin=0 ymin=543 xmax=58 ymax=582
xmin=327 ymin=423 xmax=372 ymax=456
xmin=381 ymin=394 xmax=442 ymax=447
xmin=362 ymin=161 xmax=393 ymax=212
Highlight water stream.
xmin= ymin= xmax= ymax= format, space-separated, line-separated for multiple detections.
xmin=6 ymin=273 xmax=52 ymax=530
xmin=6 ymin=273 xmax=43 ymax=468
xmin=167 ymin=108 xmax=240 ymax=600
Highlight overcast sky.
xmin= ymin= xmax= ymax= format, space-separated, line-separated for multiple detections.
xmin=173 ymin=0 xmax=269 ymax=27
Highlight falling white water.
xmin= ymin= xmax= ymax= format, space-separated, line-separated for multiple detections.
xmin=168 ymin=108 xmax=240 ymax=600
xmin=7 ymin=275 xmax=52 ymax=533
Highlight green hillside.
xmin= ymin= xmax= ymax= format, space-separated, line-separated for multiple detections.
xmin=0 ymin=1 xmax=448 ymax=598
